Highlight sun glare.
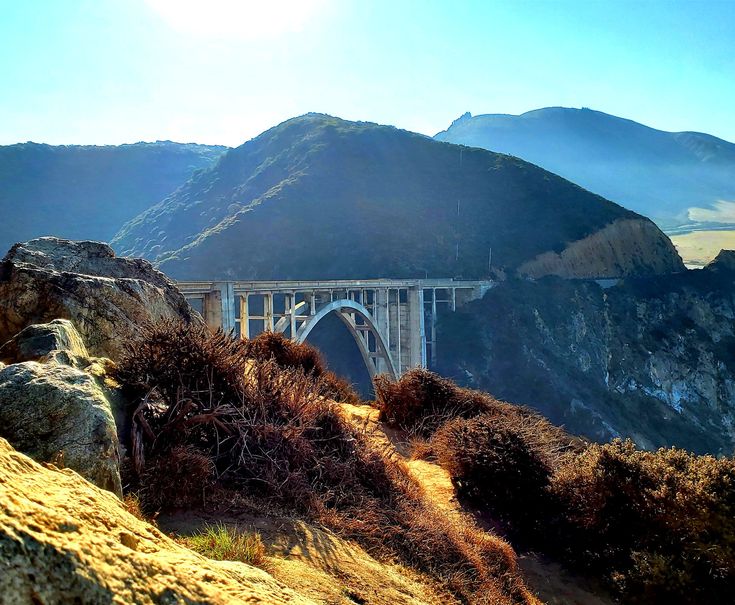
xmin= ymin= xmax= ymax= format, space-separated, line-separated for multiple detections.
xmin=145 ymin=0 xmax=326 ymax=38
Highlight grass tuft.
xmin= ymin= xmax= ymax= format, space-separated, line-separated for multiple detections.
xmin=180 ymin=523 xmax=268 ymax=569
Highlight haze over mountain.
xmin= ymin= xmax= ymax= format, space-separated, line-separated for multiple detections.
xmin=0 ymin=141 xmax=226 ymax=253
xmin=113 ymin=113 xmax=683 ymax=281
xmin=435 ymin=107 xmax=735 ymax=233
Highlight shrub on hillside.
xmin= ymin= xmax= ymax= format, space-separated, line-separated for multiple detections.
xmin=374 ymin=368 xmax=515 ymax=436
xmin=550 ymin=440 xmax=735 ymax=604
xmin=116 ymin=320 xmax=535 ymax=605
xmin=430 ymin=393 xmax=735 ymax=605
xmin=246 ymin=331 xmax=360 ymax=404
xmin=433 ymin=413 xmax=560 ymax=538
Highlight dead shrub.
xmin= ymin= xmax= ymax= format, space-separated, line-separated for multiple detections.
xmin=246 ymin=331 xmax=361 ymax=404
xmin=375 ymin=368 xmax=523 ymax=437
xmin=139 ymin=445 xmax=215 ymax=513
xmin=434 ymin=414 xmax=558 ymax=538
xmin=245 ymin=330 xmax=323 ymax=374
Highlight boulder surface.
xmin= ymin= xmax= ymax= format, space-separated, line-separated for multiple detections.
xmin=0 ymin=237 xmax=201 ymax=360
xmin=0 ymin=318 xmax=88 ymax=365
xmin=0 ymin=438 xmax=316 ymax=605
xmin=0 ymin=361 xmax=122 ymax=495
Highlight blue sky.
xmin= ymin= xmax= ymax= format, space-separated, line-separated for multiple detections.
xmin=1 ymin=0 xmax=733 ymax=146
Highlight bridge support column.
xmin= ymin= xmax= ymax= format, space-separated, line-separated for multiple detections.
xmin=203 ymin=290 xmax=222 ymax=332
xmin=220 ymin=282 xmax=236 ymax=333
xmin=240 ymin=294 xmax=250 ymax=338
xmin=373 ymin=288 xmax=391 ymax=374
xmin=408 ymin=288 xmax=426 ymax=370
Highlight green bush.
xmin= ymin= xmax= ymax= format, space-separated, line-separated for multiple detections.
xmin=550 ymin=440 xmax=735 ymax=603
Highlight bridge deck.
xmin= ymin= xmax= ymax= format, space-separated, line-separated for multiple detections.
xmin=177 ymin=278 xmax=493 ymax=377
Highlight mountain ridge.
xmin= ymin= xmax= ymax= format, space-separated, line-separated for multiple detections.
xmin=0 ymin=140 xmax=227 ymax=253
xmin=113 ymin=113 xmax=683 ymax=280
xmin=435 ymin=107 xmax=735 ymax=231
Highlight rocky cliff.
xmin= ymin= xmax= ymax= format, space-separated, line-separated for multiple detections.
xmin=0 ymin=238 xmax=201 ymax=360
xmin=438 ymin=251 xmax=735 ymax=454
xmin=519 ymin=218 xmax=683 ymax=279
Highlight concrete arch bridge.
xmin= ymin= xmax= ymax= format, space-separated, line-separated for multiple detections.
xmin=177 ymin=279 xmax=492 ymax=379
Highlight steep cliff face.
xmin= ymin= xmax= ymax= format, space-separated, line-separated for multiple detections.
xmin=519 ymin=218 xmax=684 ymax=279
xmin=438 ymin=251 xmax=735 ymax=454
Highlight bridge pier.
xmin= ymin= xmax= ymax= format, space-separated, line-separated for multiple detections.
xmin=180 ymin=278 xmax=492 ymax=378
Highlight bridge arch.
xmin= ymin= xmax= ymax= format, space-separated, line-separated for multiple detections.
xmin=293 ymin=299 xmax=398 ymax=380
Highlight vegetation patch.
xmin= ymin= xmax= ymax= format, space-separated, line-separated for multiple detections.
xmin=375 ymin=367 xmax=513 ymax=437
xmin=115 ymin=320 xmax=535 ymax=605
xmin=381 ymin=370 xmax=735 ymax=603
xmin=179 ymin=523 xmax=268 ymax=570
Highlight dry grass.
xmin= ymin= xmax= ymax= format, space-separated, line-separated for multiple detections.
xmin=179 ymin=523 xmax=268 ymax=570
xmin=121 ymin=493 xmax=154 ymax=523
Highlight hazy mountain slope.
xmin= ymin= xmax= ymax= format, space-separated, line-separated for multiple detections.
xmin=435 ymin=108 xmax=735 ymax=232
xmin=0 ymin=141 xmax=226 ymax=252
xmin=113 ymin=114 xmax=683 ymax=280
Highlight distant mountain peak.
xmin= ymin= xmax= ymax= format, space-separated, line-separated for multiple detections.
xmin=435 ymin=107 xmax=735 ymax=231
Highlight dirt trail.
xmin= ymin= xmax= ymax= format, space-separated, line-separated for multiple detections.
xmin=339 ymin=404 xmax=616 ymax=605
xmin=160 ymin=403 xmax=613 ymax=605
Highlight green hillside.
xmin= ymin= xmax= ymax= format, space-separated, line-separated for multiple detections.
xmin=113 ymin=114 xmax=682 ymax=280
xmin=0 ymin=141 xmax=226 ymax=253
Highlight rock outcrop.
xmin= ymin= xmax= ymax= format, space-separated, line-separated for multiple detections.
xmin=518 ymin=218 xmax=685 ymax=279
xmin=0 ymin=237 xmax=201 ymax=360
xmin=0 ymin=318 xmax=89 ymax=366
xmin=438 ymin=253 xmax=735 ymax=454
xmin=0 ymin=361 xmax=122 ymax=496
xmin=0 ymin=438 xmax=316 ymax=605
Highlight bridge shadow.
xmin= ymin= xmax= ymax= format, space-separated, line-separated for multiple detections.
xmin=302 ymin=312 xmax=373 ymax=399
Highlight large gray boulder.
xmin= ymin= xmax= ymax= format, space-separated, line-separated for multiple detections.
xmin=0 ymin=361 xmax=122 ymax=496
xmin=0 ymin=237 xmax=201 ymax=360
